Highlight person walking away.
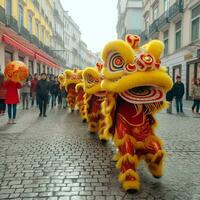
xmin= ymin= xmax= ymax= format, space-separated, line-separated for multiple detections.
xmin=50 ymin=76 xmax=60 ymax=108
xmin=47 ymin=74 xmax=53 ymax=106
xmin=31 ymin=73 xmax=38 ymax=107
xmin=0 ymin=73 xmax=6 ymax=115
xmin=191 ymin=78 xmax=200 ymax=114
xmin=4 ymin=79 xmax=22 ymax=124
xmin=57 ymin=82 xmax=62 ymax=108
xmin=21 ymin=77 xmax=31 ymax=110
xmin=172 ymin=75 xmax=185 ymax=114
xmin=49 ymin=75 xmax=55 ymax=108
xmin=61 ymin=84 xmax=67 ymax=109
xmin=166 ymin=88 xmax=174 ymax=114
xmin=36 ymin=73 xmax=50 ymax=117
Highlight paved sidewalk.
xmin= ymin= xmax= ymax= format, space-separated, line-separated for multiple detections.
xmin=0 ymin=106 xmax=200 ymax=200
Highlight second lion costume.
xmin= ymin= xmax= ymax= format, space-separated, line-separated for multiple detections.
xmin=83 ymin=64 xmax=109 ymax=141
xmin=64 ymin=68 xmax=82 ymax=112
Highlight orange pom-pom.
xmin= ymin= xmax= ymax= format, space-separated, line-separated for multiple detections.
xmin=4 ymin=61 xmax=29 ymax=82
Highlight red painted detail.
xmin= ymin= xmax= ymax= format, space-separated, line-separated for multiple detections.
xmin=2 ymin=34 xmax=35 ymax=57
xmin=2 ymin=34 xmax=60 ymax=69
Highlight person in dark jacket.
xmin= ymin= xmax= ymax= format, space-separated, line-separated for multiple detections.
xmin=172 ymin=75 xmax=185 ymax=114
xmin=166 ymin=88 xmax=174 ymax=114
xmin=50 ymin=76 xmax=60 ymax=108
xmin=36 ymin=73 xmax=50 ymax=117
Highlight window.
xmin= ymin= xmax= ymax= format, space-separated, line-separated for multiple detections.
xmin=163 ymin=30 xmax=169 ymax=56
xmin=144 ymin=16 xmax=149 ymax=31
xmin=191 ymin=4 xmax=200 ymax=41
xmin=18 ymin=4 xmax=24 ymax=27
xmin=175 ymin=21 xmax=182 ymax=49
xmin=28 ymin=14 xmax=32 ymax=33
xmin=5 ymin=0 xmax=12 ymax=15
xmin=41 ymin=28 xmax=44 ymax=42
xmin=36 ymin=21 xmax=39 ymax=38
xmin=152 ymin=3 xmax=159 ymax=21
xmin=164 ymin=0 xmax=169 ymax=12
xmin=46 ymin=32 xmax=49 ymax=45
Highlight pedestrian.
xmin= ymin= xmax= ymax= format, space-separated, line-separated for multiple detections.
xmin=0 ymin=73 xmax=6 ymax=116
xmin=31 ymin=73 xmax=38 ymax=107
xmin=21 ymin=77 xmax=31 ymax=110
xmin=191 ymin=78 xmax=200 ymax=114
xmin=4 ymin=78 xmax=22 ymax=124
xmin=172 ymin=75 xmax=185 ymax=114
xmin=48 ymin=74 xmax=55 ymax=108
xmin=61 ymin=85 xmax=67 ymax=109
xmin=166 ymin=88 xmax=174 ymax=114
xmin=50 ymin=76 xmax=60 ymax=108
xmin=36 ymin=73 xmax=50 ymax=117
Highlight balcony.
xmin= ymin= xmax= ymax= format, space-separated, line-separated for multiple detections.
xmin=53 ymin=9 xmax=59 ymax=17
xmin=18 ymin=25 xmax=31 ymax=42
xmin=0 ymin=6 xmax=6 ymax=24
xmin=5 ymin=15 xmax=18 ymax=33
xmin=31 ymin=34 xmax=40 ymax=47
xmin=54 ymin=32 xmax=63 ymax=44
xmin=141 ymin=30 xmax=149 ymax=42
xmin=32 ymin=0 xmax=39 ymax=10
xmin=45 ymin=15 xmax=48 ymax=23
xmin=158 ymin=11 xmax=169 ymax=30
xmin=169 ymin=0 xmax=184 ymax=21
xmin=41 ymin=8 xmax=45 ymax=17
xmin=149 ymin=19 xmax=159 ymax=36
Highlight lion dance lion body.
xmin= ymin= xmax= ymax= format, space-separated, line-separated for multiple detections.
xmin=83 ymin=64 xmax=109 ymax=141
xmin=100 ymin=35 xmax=173 ymax=191
xmin=64 ymin=69 xmax=82 ymax=112
xmin=76 ymin=81 xmax=87 ymax=122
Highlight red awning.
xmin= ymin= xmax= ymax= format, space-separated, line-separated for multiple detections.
xmin=1 ymin=34 xmax=60 ymax=69
xmin=2 ymin=34 xmax=35 ymax=57
xmin=35 ymin=53 xmax=58 ymax=68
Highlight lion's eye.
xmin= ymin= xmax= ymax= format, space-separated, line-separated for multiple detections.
xmin=108 ymin=53 xmax=125 ymax=72
xmin=87 ymin=74 xmax=99 ymax=84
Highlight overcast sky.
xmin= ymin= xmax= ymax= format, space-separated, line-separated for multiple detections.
xmin=60 ymin=0 xmax=118 ymax=53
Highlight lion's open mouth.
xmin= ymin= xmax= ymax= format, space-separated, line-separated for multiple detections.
xmin=95 ymin=91 xmax=106 ymax=97
xmin=119 ymin=85 xmax=165 ymax=104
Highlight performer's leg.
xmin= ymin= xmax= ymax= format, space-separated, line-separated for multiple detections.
xmin=114 ymin=120 xmax=140 ymax=191
xmin=144 ymin=135 xmax=165 ymax=178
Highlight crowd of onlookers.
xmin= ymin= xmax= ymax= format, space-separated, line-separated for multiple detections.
xmin=0 ymin=72 xmax=200 ymax=124
xmin=0 ymin=72 xmax=67 ymax=124
xmin=166 ymin=75 xmax=200 ymax=115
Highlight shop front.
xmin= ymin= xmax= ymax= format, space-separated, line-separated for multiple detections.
xmin=172 ymin=65 xmax=182 ymax=83
xmin=186 ymin=58 xmax=200 ymax=99
xmin=5 ymin=50 xmax=13 ymax=65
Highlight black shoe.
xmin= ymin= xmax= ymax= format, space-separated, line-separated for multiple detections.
xmin=43 ymin=115 xmax=47 ymax=117
xmin=39 ymin=113 xmax=42 ymax=117
xmin=82 ymin=119 xmax=87 ymax=123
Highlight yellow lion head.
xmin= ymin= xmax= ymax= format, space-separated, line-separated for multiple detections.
xmin=101 ymin=34 xmax=173 ymax=104
xmin=64 ymin=68 xmax=82 ymax=89
xmin=83 ymin=63 xmax=105 ymax=96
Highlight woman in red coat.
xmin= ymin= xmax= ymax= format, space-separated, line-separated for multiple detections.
xmin=5 ymin=80 xmax=22 ymax=124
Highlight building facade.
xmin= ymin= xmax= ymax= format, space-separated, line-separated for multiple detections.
xmin=141 ymin=0 xmax=200 ymax=99
xmin=64 ymin=11 xmax=81 ymax=69
xmin=64 ymin=11 xmax=98 ymax=69
xmin=117 ymin=0 xmax=143 ymax=39
xmin=0 ymin=0 xmax=61 ymax=75
xmin=52 ymin=0 xmax=65 ymax=67
xmin=0 ymin=0 xmax=98 ymax=75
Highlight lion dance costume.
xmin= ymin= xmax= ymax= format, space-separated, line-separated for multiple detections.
xmin=83 ymin=63 xmax=109 ymax=141
xmin=76 ymin=77 xmax=88 ymax=122
xmin=100 ymin=34 xmax=173 ymax=191
xmin=64 ymin=68 xmax=82 ymax=112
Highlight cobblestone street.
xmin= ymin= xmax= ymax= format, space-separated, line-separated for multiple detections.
xmin=0 ymin=107 xmax=200 ymax=200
